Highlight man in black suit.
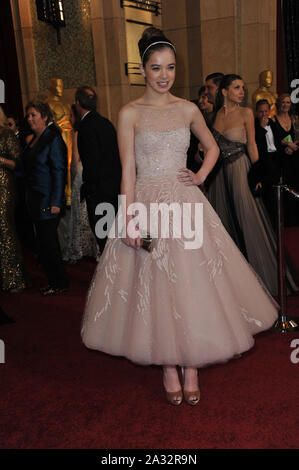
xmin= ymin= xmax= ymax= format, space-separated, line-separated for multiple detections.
xmin=75 ymin=86 xmax=121 ymax=254
xmin=254 ymin=99 xmax=281 ymax=225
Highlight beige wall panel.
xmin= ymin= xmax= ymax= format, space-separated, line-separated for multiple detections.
xmin=171 ymin=86 xmax=191 ymax=100
xmin=90 ymin=0 xmax=103 ymax=19
xmin=259 ymin=0 xmax=273 ymax=26
xmin=200 ymin=0 xmax=235 ymax=21
xmin=102 ymin=0 xmax=124 ymax=19
xmin=241 ymin=0 xmax=260 ymax=24
xmin=129 ymin=85 xmax=145 ymax=102
xmin=185 ymin=0 xmax=202 ymax=27
xmin=162 ymin=0 xmax=187 ymax=29
xmin=269 ymin=30 xmax=277 ymax=89
xmin=165 ymin=28 xmax=189 ymax=87
xmin=201 ymin=18 xmax=236 ymax=77
xmin=246 ymin=83 xmax=258 ymax=108
xmin=104 ymin=18 xmax=124 ymax=85
xmin=269 ymin=0 xmax=277 ymax=31
xmin=186 ymin=26 xmax=203 ymax=87
xmin=242 ymin=24 xmax=262 ymax=83
xmin=91 ymin=17 xmax=107 ymax=86
xmin=109 ymin=84 xmax=128 ymax=123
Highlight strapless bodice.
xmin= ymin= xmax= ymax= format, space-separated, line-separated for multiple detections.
xmin=133 ymin=102 xmax=191 ymax=179
xmin=222 ymin=127 xmax=247 ymax=144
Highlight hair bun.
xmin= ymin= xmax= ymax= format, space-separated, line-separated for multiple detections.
xmin=141 ymin=27 xmax=164 ymax=43
xmin=138 ymin=27 xmax=175 ymax=65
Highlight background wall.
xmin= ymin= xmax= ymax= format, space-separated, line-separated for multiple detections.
xmin=29 ymin=0 xmax=96 ymax=92
xmin=11 ymin=0 xmax=278 ymax=123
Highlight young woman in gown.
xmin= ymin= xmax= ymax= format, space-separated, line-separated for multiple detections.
xmin=81 ymin=29 xmax=278 ymax=406
xmin=209 ymin=75 xmax=298 ymax=295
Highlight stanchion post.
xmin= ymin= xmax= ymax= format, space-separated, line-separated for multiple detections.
xmin=273 ymin=183 xmax=298 ymax=332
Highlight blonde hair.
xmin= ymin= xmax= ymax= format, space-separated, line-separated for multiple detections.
xmin=0 ymin=106 xmax=8 ymax=128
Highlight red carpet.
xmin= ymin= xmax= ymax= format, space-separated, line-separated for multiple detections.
xmin=0 ymin=229 xmax=299 ymax=449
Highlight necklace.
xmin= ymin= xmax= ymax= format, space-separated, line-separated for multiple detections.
xmin=223 ymin=104 xmax=239 ymax=114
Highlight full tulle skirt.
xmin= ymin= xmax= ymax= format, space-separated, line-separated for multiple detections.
xmin=81 ymin=174 xmax=278 ymax=367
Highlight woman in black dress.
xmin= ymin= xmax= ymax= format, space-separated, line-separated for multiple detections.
xmin=273 ymin=93 xmax=299 ymax=226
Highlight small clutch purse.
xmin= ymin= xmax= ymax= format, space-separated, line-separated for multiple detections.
xmin=141 ymin=234 xmax=153 ymax=252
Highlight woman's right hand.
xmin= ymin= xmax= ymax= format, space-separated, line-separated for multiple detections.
xmin=121 ymin=222 xmax=141 ymax=250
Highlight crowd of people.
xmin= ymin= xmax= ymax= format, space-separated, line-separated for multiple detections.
xmin=1 ymin=26 xmax=299 ymax=405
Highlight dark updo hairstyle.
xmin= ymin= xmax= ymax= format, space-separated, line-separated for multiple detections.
xmin=25 ymin=100 xmax=53 ymax=125
xmin=215 ymin=74 xmax=243 ymax=111
xmin=138 ymin=27 xmax=176 ymax=67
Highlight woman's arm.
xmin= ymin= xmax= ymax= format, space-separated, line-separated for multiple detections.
xmin=70 ymin=130 xmax=80 ymax=178
xmin=244 ymin=107 xmax=259 ymax=163
xmin=117 ymin=105 xmax=140 ymax=249
xmin=0 ymin=156 xmax=16 ymax=170
xmin=48 ymin=134 xmax=68 ymax=214
xmin=178 ymin=103 xmax=219 ymax=186
xmin=0 ymin=131 xmax=21 ymax=170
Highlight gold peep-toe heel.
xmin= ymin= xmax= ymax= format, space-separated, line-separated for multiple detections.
xmin=181 ymin=367 xmax=201 ymax=406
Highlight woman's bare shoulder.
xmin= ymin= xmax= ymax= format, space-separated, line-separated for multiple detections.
xmin=177 ymin=99 xmax=202 ymax=122
xmin=240 ymin=106 xmax=254 ymax=118
xmin=118 ymin=102 xmax=138 ymax=123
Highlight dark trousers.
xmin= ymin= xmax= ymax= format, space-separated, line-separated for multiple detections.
xmin=85 ymin=193 xmax=118 ymax=254
xmin=282 ymin=150 xmax=299 ymax=226
xmin=261 ymin=151 xmax=281 ymax=227
xmin=34 ymin=218 xmax=68 ymax=288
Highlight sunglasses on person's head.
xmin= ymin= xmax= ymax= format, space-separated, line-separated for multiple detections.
xmin=7 ymin=122 xmax=13 ymax=127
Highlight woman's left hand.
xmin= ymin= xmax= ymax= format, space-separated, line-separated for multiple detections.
xmin=50 ymin=206 xmax=61 ymax=214
xmin=177 ymin=168 xmax=205 ymax=186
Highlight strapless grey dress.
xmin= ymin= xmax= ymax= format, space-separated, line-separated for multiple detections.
xmin=208 ymin=127 xmax=298 ymax=295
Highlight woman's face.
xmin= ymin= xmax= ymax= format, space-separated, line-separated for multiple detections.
xmin=279 ymin=96 xmax=291 ymax=114
xmin=27 ymin=107 xmax=48 ymax=135
xmin=224 ymin=79 xmax=245 ymax=105
xmin=198 ymin=93 xmax=210 ymax=111
xmin=142 ymin=48 xmax=176 ymax=95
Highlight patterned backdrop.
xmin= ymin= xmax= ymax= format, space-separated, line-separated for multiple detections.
xmin=30 ymin=0 xmax=96 ymax=91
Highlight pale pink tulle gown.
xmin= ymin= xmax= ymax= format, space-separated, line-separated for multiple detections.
xmin=81 ymin=101 xmax=278 ymax=367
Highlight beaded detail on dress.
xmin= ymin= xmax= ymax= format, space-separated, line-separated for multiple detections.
xmin=134 ymin=102 xmax=190 ymax=178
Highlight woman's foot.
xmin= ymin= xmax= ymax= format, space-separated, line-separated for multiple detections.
xmin=163 ymin=366 xmax=183 ymax=406
xmin=182 ymin=367 xmax=200 ymax=406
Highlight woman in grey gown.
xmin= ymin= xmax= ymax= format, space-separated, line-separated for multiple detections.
xmin=208 ymin=74 xmax=298 ymax=295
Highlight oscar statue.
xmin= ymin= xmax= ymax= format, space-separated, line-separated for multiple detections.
xmin=252 ymin=70 xmax=278 ymax=118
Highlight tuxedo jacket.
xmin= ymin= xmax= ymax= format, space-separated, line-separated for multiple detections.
xmin=22 ymin=125 xmax=67 ymax=221
xmin=77 ymin=111 xmax=121 ymax=204
xmin=254 ymin=117 xmax=282 ymax=157
xmin=254 ymin=117 xmax=281 ymax=185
